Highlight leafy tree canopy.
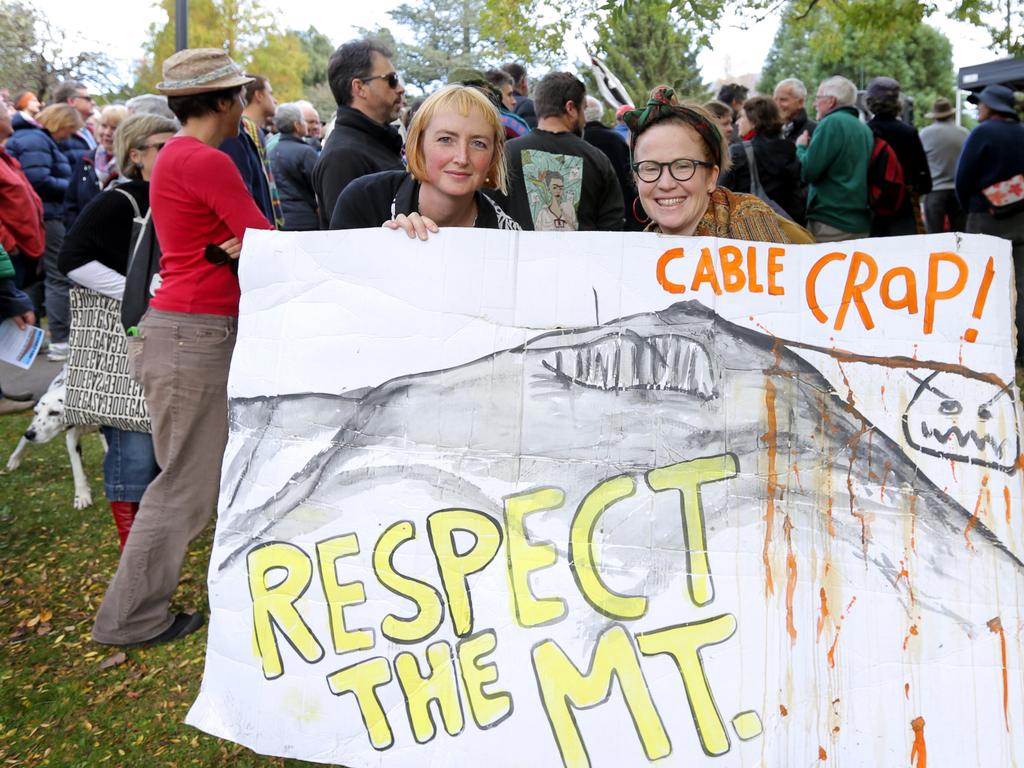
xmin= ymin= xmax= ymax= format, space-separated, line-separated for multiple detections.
xmin=758 ymin=1 xmax=957 ymax=127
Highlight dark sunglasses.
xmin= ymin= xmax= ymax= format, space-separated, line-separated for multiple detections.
xmin=137 ymin=141 xmax=167 ymax=152
xmin=360 ymin=72 xmax=401 ymax=89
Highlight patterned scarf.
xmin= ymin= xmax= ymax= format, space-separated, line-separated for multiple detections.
xmin=621 ymin=87 xmax=724 ymax=167
xmin=646 ymin=188 xmax=793 ymax=243
xmin=241 ymin=116 xmax=285 ymax=229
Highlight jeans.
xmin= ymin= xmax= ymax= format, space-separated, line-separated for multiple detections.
xmin=42 ymin=219 xmax=72 ymax=343
xmin=92 ymin=308 xmax=236 ymax=644
xmin=100 ymin=426 xmax=160 ymax=503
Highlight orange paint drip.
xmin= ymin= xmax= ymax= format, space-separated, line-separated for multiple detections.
xmin=827 ymin=627 xmax=841 ymax=668
xmin=792 ymin=462 xmax=804 ymax=492
xmin=763 ymin=376 xmax=779 ymax=596
xmin=988 ymin=617 xmax=1010 ymax=732
xmin=779 ymin=704 xmax=788 ymax=717
xmin=904 ymin=682 xmax=910 ymax=699
xmin=817 ymin=587 xmax=829 ymax=640
xmin=1005 ymin=486 xmax=1012 ymax=524
xmin=819 ymin=746 xmax=827 ymax=760
xmin=784 ymin=516 xmax=797 ymax=644
xmin=879 ymin=460 xmax=892 ymax=499
xmin=965 ymin=476 xmax=989 ymax=550
xmin=911 ymin=717 xmax=927 ymax=768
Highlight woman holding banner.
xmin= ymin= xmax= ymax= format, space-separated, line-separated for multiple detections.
xmin=624 ymin=88 xmax=812 ymax=244
xmin=329 ymin=84 xmax=521 ymax=236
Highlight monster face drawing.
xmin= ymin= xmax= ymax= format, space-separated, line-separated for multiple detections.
xmin=903 ymin=371 xmax=1020 ymax=474
xmin=202 ymin=299 xmax=1023 ymax=767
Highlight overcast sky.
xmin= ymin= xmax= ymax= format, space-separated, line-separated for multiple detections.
xmin=33 ymin=0 xmax=997 ymax=95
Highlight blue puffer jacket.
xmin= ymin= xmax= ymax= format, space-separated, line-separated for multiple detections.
xmin=59 ymin=131 xmax=93 ymax=177
xmin=6 ymin=122 xmax=72 ymax=221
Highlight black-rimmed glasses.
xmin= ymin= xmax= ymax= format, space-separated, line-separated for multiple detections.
xmin=632 ymin=158 xmax=714 ymax=183
xmin=360 ymin=72 xmax=401 ymax=89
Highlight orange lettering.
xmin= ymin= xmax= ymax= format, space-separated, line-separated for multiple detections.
xmin=718 ymin=245 xmax=746 ymax=292
xmin=767 ymin=247 xmax=785 ymax=296
xmin=924 ymin=252 xmax=968 ymax=334
xmin=746 ymin=246 xmax=765 ymax=293
xmin=657 ymin=248 xmax=686 ymax=294
xmin=690 ymin=247 xmax=723 ymax=294
xmin=835 ymin=251 xmax=878 ymax=331
xmin=880 ymin=267 xmax=918 ymax=313
xmin=805 ymin=251 xmax=846 ymax=324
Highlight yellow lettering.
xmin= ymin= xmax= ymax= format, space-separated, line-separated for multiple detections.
xmin=373 ymin=521 xmax=444 ymax=644
xmin=645 ymin=454 xmax=738 ymax=607
xmin=637 ymin=614 xmax=750 ymax=756
xmin=247 ymin=542 xmax=324 ymax=679
xmin=428 ymin=509 xmax=502 ymax=637
xmin=504 ymin=487 xmax=567 ymax=627
xmin=457 ymin=630 xmax=512 ymax=729
xmin=532 ymin=625 xmax=670 ymax=767
xmin=569 ymin=474 xmax=646 ymax=620
xmin=316 ymin=534 xmax=374 ymax=655
xmin=395 ymin=641 xmax=465 ymax=743
xmin=325 ymin=657 xmax=394 ymax=750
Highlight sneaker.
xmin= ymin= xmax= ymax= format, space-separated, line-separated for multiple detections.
xmin=47 ymin=342 xmax=69 ymax=362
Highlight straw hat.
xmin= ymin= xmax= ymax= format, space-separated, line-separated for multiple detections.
xmin=156 ymin=48 xmax=253 ymax=96
xmin=925 ymin=97 xmax=955 ymax=120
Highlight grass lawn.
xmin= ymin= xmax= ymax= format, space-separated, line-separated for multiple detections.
xmin=0 ymin=411 xmax=311 ymax=767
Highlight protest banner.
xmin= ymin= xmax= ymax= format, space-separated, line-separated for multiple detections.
xmin=188 ymin=229 xmax=1024 ymax=766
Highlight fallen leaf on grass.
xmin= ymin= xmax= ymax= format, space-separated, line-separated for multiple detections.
xmin=98 ymin=652 xmax=127 ymax=670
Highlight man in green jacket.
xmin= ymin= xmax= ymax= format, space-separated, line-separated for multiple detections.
xmin=795 ymin=76 xmax=873 ymax=242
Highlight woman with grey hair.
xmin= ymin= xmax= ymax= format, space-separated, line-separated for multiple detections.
xmin=268 ymin=102 xmax=319 ymax=230
xmin=56 ymin=111 xmax=178 ymax=553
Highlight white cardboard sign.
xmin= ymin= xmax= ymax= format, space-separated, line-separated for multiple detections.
xmin=188 ymin=230 xmax=1024 ymax=767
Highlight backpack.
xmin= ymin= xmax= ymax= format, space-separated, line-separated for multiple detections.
xmin=867 ymin=133 xmax=906 ymax=217
xmin=117 ymin=189 xmax=163 ymax=334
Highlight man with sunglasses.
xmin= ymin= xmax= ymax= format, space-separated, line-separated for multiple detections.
xmin=313 ymin=38 xmax=406 ymax=229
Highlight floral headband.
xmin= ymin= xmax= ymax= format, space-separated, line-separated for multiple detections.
xmin=622 ymin=87 xmax=724 ymax=168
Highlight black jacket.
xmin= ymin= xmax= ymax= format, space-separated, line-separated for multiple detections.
xmin=869 ymin=115 xmax=933 ymax=235
xmin=721 ymin=134 xmax=805 ymax=224
xmin=782 ymin=108 xmax=817 ymax=143
xmin=59 ymin=180 xmax=148 ymax=276
xmin=329 ymin=170 xmax=520 ymax=230
xmin=313 ymin=106 xmax=404 ymax=229
xmin=583 ymin=121 xmax=641 ymax=231
xmin=269 ymin=134 xmax=318 ymax=231
xmin=513 ymin=94 xmax=538 ymax=129
xmin=220 ymin=127 xmax=274 ymax=225
xmin=490 ymin=129 xmax=625 ymax=231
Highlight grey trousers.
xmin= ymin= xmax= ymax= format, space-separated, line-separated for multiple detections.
xmin=92 ymin=309 xmax=236 ymax=644
xmin=42 ymin=219 xmax=72 ymax=343
xmin=966 ymin=211 xmax=1024 ymax=362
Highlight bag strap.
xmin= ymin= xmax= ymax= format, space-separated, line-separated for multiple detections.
xmin=113 ymin=187 xmax=143 ymax=220
xmin=742 ymin=141 xmax=769 ymax=201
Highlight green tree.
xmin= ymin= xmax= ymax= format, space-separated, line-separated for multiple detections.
xmin=134 ymin=0 xmax=309 ymax=100
xmin=389 ymin=0 xmax=573 ymax=91
xmin=0 ymin=0 xmax=119 ymax=101
xmin=954 ymin=0 xmax=1023 ymax=56
xmin=593 ymin=0 xmax=707 ymax=106
xmin=758 ymin=1 xmax=956 ymax=127
xmin=296 ymin=26 xmax=336 ymax=90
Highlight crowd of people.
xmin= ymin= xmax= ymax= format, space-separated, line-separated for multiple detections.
xmin=0 ymin=39 xmax=1022 ymax=648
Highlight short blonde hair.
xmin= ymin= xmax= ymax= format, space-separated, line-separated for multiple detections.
xmin=100 ymin=104 xmax=128 ymax=129
xmin=405 ymin=84 xmax=508 ymax=195
xmin=35 ymin=104 xmax=83 ymax=134
xmin=115 ymin=113 xmax=180 ymax=180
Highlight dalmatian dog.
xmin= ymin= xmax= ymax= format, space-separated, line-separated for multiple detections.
xmin=5 ymin=369 xmax=105 ymax=510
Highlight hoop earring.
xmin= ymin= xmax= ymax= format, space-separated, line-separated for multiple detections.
xmin=632 ymin=196 xmax=650 ymax=224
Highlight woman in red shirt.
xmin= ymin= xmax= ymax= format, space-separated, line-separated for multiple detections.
xmin=92 ymin=49 xmax=272 ymax=647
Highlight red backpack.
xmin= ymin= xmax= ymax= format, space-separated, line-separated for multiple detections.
xmin=867 ymin=133 xmax=906 ymax=217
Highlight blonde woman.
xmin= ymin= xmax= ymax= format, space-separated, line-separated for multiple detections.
xmin=6 ymin=103 xmax=84 ymax=359
xmin=329 ymin=83 xmax=520 ymax=236
xmin=66 ymin=104 xmax=130 ymax=226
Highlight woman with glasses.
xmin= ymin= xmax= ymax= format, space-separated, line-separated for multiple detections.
xmin=624 ymin=88 xmax=812 ymax=243
xmin=330 ymin=84 xmax=520 ymax=236
xmin=58 ymin=113 xmax=179 ymax=553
